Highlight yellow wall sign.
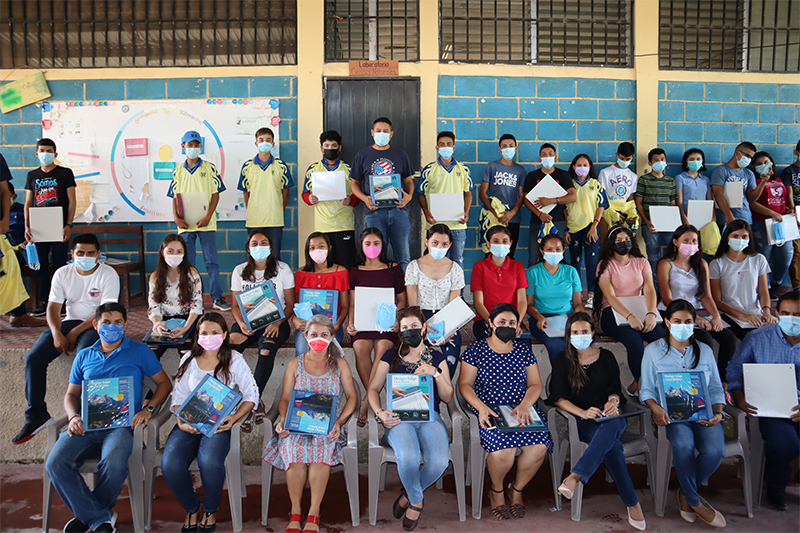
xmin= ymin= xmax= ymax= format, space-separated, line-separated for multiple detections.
xmin=0 ymin=72 xmax=51 ymax=113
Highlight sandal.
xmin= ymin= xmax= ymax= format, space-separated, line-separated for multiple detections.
xmin=286 ymin=513 xmax=302 ymax=533
xmin=198 ymin=511 xmax=216 ymax=533
xmin=393 ymin=488 xmax=409 ymax=519
xmin=507 ymin=483 xmax=526 ymax=519
xmin=302 ymin=514 xmax=320 ymax=532
xmin=488 ymin=486 xmax=510 ymax=520
xmin=357 ymin=400 xmax=369 ymax=427
xmin=402 ymin=503 xmax=423 ymax=531
xmin=240 ymin=410 xmax=254 ymax=433
xmin=254 ymin=400 xmax=267 ymax=425
xmin=181 ymin=509 xmax=199 ymax=532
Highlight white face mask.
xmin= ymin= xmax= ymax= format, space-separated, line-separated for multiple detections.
xmin=164 ymin=254 xmax=184 ymax=268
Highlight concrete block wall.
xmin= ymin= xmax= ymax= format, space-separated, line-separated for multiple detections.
xmin=0 ymin=76 xmax=299 ymax=294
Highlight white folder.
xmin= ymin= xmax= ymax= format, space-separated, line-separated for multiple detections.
xmin=176 ymin=192 xmax=208 ymax=227
xmin=311 ymin=170 xmax=347 ymax=202
xmin=354 ymin=287 xmax=395 ymax=332
xmin=542 ymin=314 xmax=569 ymax=338
xmin=429 ymin=193 xmax=465 ymax=222
xmin=687 ymin=200 xmax=714 ymax=230
xmin=744 ymin=363 xmax=797 ymax=418
xmin=612 ymin=296 xmax=662 ymax=326
xmin=649 ymin=205 xmax=682 ymax=233
xmin=427 ymin=298 xmax=476 ymax=339
xmin=723 ymin=182 xmax=744 ymax=209
xmin=29 ymin=206 xmax=64 ymax=243
xmin=765 ymin=215 xmax=800 ymax=245
xmin=524 ymin=174 xmax=568 ymax=214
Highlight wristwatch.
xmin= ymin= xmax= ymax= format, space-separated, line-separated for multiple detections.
xmin=375 ymin=408 xmax=384 ymax=424
xmin=433 ymin=369 xmax=442 ymax=379
xmin=145 ymin=404 xmax=156 ymax=414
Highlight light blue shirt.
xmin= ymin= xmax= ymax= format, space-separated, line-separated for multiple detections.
xmin=525 ymin=262 xmax=582 ymax=315
xmin=726 ymin=324 xmax=800 ymax=401
xmin=640 ymin=338 xmax=726 ymax=407
xmin=674 ymin=171 xmax=711 ymax=214
xmin=709 ymin=164 xmax=756 ymax=224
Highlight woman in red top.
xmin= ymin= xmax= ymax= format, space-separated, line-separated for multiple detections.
xmin=292 ymin=232 xmax=351 ymax=356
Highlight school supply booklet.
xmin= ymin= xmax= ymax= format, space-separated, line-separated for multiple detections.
xmin=175 ymin=374 xmax=243 ymax=437
xmin=299 ymin=288 xmax=338 ymax=323
xmin=285 ymin=390 xmax=339 ymax=436
xmin=369 ymin=174 xmax=401 ymax=207
xmin=387 ymin=374 xmax=434 ymax=422
xmin=487 ymin=403 xmax=548 ymax=431
xmin=143 ymin=315 xmax=195 ymax=345
xmin=82 ymin=376 xmax=133 ymax=431
xmin=235 ymin=279 xmax=285 ymax=331
xmin=657 ymin=371 xmax=712 ymax=423
xmin=592 ymin=404 xmax=646 ymax=422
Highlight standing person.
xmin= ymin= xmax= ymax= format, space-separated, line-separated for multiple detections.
xmin=367 ymin=307 xmax=454 ymax=531
xmin=597 ymin=142 xmax=639 ymax=239
xmin=779 ymin=140 xmax=800 ymax=291
xmin=564 ymin=154 xmax=608 ymax=309
xmin=45 ymin=302 xmax=172 ymax=533
xmin=161 ymin=312 xmax=259 ymax=532
xmin=292 ymin=232 xmax=350 ymax=354
xmin=749 ymin=151 xmax=794 ymax=299
xmin=347 ymin=227 xmax=407 ymax=426
xmin=238 ymin=127 xmax=294 ymax=262
xmin=470 ymin=225 xmax=528 ymax=341
xmin=168 ymin=130 xmax=229 ymax=311
xmin=405 ymin=224 xmax=465 ymax=377
xmin=24 ymin=138 xmax=76 ymax=317
xmin=523 ymin=143 xmax=577 ymax=267
xmin=549 ymin=313 xmax=646 ymax=531
xmin=417 ymin=131 xmax=473 ymax=267
xmin=302 ymin=130 xmax=359 ymax=269
xmin=479 ymin=134 xmax=526 ymax=258
xmin=6 ymin=182 xmax=25 ymax=245
xmin=675 ymin=148 xmax=714 ymax=227
xmin=12 ymin=234 xmax=120 ymax=444
xmin=709 ymin=221 xmax=778 ymax=339
xmin=640 ymin=300 xmax=727 ymax=528
xmin=710 ymin=141 xmax=758 ymax=227
xmin=350 ymin=117 xmax=416 ymax=271
xmin=635 ymin=148 xmax=678 ymax=280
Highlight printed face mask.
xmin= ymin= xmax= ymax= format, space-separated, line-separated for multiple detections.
xmin=363 ymin=245 xmax=382 ymax=259
xmin=541 ymin=156 xmax=556 ymax=169
xmin=429 ymin=246 xmax=449 ymax=260
xmin=543 ymin=252 xmax=563 ymax=265
xmin=678 ymin=243 xmax=699 ymax=257
xmin=728 ymin=238 xmax=749 ymax=252
xmin=308 ymin=337 xmax=331 ymax=353
xmin=75 ymin=256 xmax=98 ymax=271
xmin=98 ymin=323 xmax=125 ymax=344
xmin=185 ymin=147 xmax=202 ymax=159
xmin=309 ymin=248 xmax=329 ymax=264
xmin=737 ymin=155 xmax=751 ymax=169
xmin=490 ymin=243 xmax=511 ymax=259
xmin=438 ymin=147 xmax=455 ymax=160
xmin=198 ymin=334 xmax=224 ymax=352
xmin=494 ymin=326 xmax=517 ymax=343
xmin=249 ymin=245 xmax=271 ymax=262
xmin=501 ymin=147 xmax=516 ymax=160
xmin=669 ymin=323 xmax=695 ymax=343
xmin=613 ymin=241 xmax=633 ymax=255
xmin=257 ymin=142 xmax=273 ymax=154
xmin=374 ymin=132 xmax=391 ymax=146
xmin=617 ymin=158 xmax=632 ymax=169
xmin=778 ymin=315 xmax=800 ymax=337
xmin=652 ymin=161 xmax=668 ymax=173
xmin=323 ymin=148 xmax=339 ymax=161
xmin=400 ymin=328 xmax=424 ymax=348
xmin=687 ymin=160 xmax=703 ymax=172
xmin=570 ymin=334 xmax=593 ymax=352
xmin=574 ymin=166 xmax=591 ymax=178
xmin=164 ymin=254 xmax=184 ymax=267
xmin=37 ymin=152 xmax=55 ymax=166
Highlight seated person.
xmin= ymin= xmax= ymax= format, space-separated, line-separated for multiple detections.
xmin=45 ymin=302 xmax=171 ymax=533
xmin=13 ymin=233 xmax=120 ymax=444
xmin=727 ymin=291 xmax=800 ymax=511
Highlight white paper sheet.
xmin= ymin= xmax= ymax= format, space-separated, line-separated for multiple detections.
xmin=429 ymin=193 xmax=465 ymax=222
xmin=724 ymin=182 xmax=744 ymax=209
xmin=354 ymin=287 xmax=395 ymax=332
xmin=542 ymin=314 xmax=569 ymax=338
xmin=524 ymin=174 xmax=568 ymax=214
xmin=744 ymin=363 xmax=797 ymax=418
xmin=29 ymin=206 xmax=65 ymax=243
xmin=177 ymin=192 xmax=208 ymax=227
xmin=765 ymin=215 xmax=800 ymax=245
xmin=427 ymin=298 xmax=476 ymax=339
xmin=649 ymin=205 xmax=682 ymax=233
xmin=311 ymin=170 xmax=347 ymax=202
xmin=687 ymin=200 xmax=714 ymax=230
xmin=612 ymin=296 xmax=663 ymax=326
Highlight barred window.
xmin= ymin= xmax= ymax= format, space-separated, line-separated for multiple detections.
xmin=439 ymin=0 xmax=631 ymax=67
xmin=325 ymin=0 xmax=419 ymax=62
xmin=0 ymin=0 xmax=297 ymax=69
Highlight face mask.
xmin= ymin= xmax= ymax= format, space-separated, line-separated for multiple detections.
xmin=678 ymin=243 xmax=699 ymax=257
xmin=617 ymin=158 xmax=632 ymax=169
xmin=323 ymin=148 xmax=339 ymax=161
xmin=687 ymin=160 xmax=703 ymax=172
xmin=493 ymin=326 xmax=517 ymax=343
xmin=574 ymin=166 xmax=591 ymax=178
xmin=257 ymin=142 xmax=273 ymax=154
xmin=501 ymin=147 xmax=516 ymax=160
xmin=729 ymin=238 xmax=749 ymax=252
xmin=309 ymin=248 xmax=329 ymax=264
xmin=737 ymin=155 xmax=751 ymax=169
xmin=185 ymin=147 xmax=201 ymax=159
xmin=374 ymin=132 xmax=391 ymax=147
xmin=778 ymin=316 xmax=800 ymax=337
xmin=490 ymin=243 xmax=511 ymax=259
xmin=438 ymin=147 xmax=455 ymax=160
xmin=755 ymin=162 xmax=772 ymax=176
xmin=308 ymin=337 xmax=331 ymax=353
xmin=541 ymin=156 xmax=555 ymax=169
xmin=249 ymin=245 xmax=271 ymax=262
xmin=198 ymin=334 xmax=224 ymax=352
xmin=75 ymin=256 xmax=98 ymax=271
xmin=400 ymin=328 xmax=424 ymax=348
xmin=37 ymin=152 xmax=55 ymax=166
xmin=613 ymin=241 xmax=633 ymax=255
xmin=669 ymin=323 xmax=695 ymax=343
xmin=543 ymin=251 xmax=563 ymax=265
xmin=570 ymin=334 xmax=593 ymax=352
xmin=98 ymin=323 xmax=125 ymax=344
xmin=363 ymin=245 xmax=382 ymax=259
xmin=164 ymin=254 xmax=184 ymax=268
xmin=652 ymin=161 xmax=667 ymax=173
xmin=429 ymin=246 xmax=448 ymax=260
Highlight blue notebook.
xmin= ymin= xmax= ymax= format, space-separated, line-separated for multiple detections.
xmin=299 ymin=288 xmax=338 ymax=323
xmin=285 ymin=390 xmax=338 ymax=436
xmin=369 ymin=173 xmax=401 ymax=207
xmin=657 ymin=371 xmax=712 ymax=423
xmin=235 ymin=279 xmax=285 ymax=331
xmin=387 ymin=374 xmax=434 ymax=422
xmin=82 ymin=376 xmax=134 ymax=431
xmin=176 ymin=374 xmax=243 ymax=437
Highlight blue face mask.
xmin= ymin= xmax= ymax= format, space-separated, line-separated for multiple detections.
xmin=687 ymin=160 xmax=703 ymax=172
xmin=98 ymin=323 xmax=125 ymax=344
xmin=249 ymin=245 xmax=271 ymax=262
xmin=543 ymin=252 xmax=563 ymax=265
xmin=755 ymin=162 xmax=772 ymax=176
xmin=257 ymin=142 xmax=273 ymax=154
xmin=669 ymin=323 xmax=695 ymax=342
xmin=729 ymin=238 xmax=749 ymax=252
xmin=74 ymin=256 xmax=98 ymax=271
xmin=185 ymin=147 xmax=202 ymax=159
xmin=779 ymin=316 xmax=800 ymax=337
xmin=737 ymin=155 xmax=751 ymax=169
xmin=37 ymin=152 xmax=56 ymax=166
xmin=570 ymin=334 xmax=593 ymax=352
xmin=541 ymin=156 xmax=555 ymax=169
xmin=374 ymin=132 xmax=391 ymax=147
xmin=652 ymin=161 xmax=668 ymax=173
xmin=438 ymin=147 xmax=455 ymax=160
xmin=490 ymin=243 xmax=511 ymax=259
xmin=501 ymin=147 xmax=516 ymax=161
xmin=430 ymin=246 xmax=449 ymax=260
xmin=617 ymin=157 xmax=632 ymax=169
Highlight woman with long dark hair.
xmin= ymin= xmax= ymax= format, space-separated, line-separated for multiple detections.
xmin=161 ymin=312 xmax=259 ymax=532
xmin=639 ymin=300 xmax=726 ymax=527
xmin=548 ymin=312 xmax=645 ymax=530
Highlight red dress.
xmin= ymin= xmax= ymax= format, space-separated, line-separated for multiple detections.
xmin=295 ymin=266 xmax=350 ymax=319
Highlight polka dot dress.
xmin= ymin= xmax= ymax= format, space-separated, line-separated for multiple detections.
xmin=461 ymin=339 xmax=553 ymax=453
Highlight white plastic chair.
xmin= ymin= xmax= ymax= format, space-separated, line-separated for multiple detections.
xmin=740 ymin=410 xmax=799 ymax=509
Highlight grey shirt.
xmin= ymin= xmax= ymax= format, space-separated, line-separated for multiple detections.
xmin=482 ymin=159 xmax=526 ymax=224
xmin=708 ymin=253 xmax=770 ymax=316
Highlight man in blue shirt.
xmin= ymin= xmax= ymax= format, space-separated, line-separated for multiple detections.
xmin=710 ymin=142 xmax=758 ymax=226
xmin=45 ymin=302 xmax=171 ymax=533
xmin=727 ymin=291 xmax=800 ymax=511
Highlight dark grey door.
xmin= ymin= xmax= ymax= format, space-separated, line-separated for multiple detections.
xmin=324 ymin=78 xmax=422 ymax=262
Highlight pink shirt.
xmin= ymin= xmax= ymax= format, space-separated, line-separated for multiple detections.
xmin=598 ymin=256 xmax=651 ymax=309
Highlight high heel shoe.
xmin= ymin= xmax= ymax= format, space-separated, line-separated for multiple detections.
xmin=627 ymin=506 xmax=646 ymax=531
xmin=197 ymin=512 xmax=216 ymax=533
xmin=181 ymin=510 xmax=199 ymax=532
xmin=285 ymin=513 xmax=302 ymax=533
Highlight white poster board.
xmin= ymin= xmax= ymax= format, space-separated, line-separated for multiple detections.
xmin=525 ymin=175 xmax=568 ymax=214
xmin=744 ymin=363 xmax=797 ymax=418
xmin=766 ymin=215 xmax=800 ymax=245
xmin=613 ymin=296 xmax=663 ymax=326
xmin=723 ymin=182 xmax=744 ymax=209
xmin=311 ymin=170 xmax=347 ymax=202
xmin=427 ymin=298 xmax=476 ymax=339
xmin=649 ymin=206 xmax=682 ymax=233
xmin=687 ymin=200 xmax=714 ymax=230
xmin=354 ymin=287 xmax=395 ymax=332
xmin=29 ymin=206 xmax=64 ymax=243
xmin=429 ymin=193 xmax=465 ymax=222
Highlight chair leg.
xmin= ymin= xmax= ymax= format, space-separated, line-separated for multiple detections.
xmin=655 ymin=438 xmax=672 ymax=517
xmin=470 ymin=450 xmax=486 ymax=520
xmin=450 ymin=453 xmax=467 ymax=522
xmin=225 ymin=455 xmax=243 ymax=533
xmin=144 ymin=464 xmax=156 ymax=531
xmin=42 ymin=467 xmax=54 ymax=533
xmin=435 ymin=475 xmax=443 ymax=489
xmin=127 ymin=468 xmax=145 ymax=533
xmin=379 ymin=462 xmax=388 ymax=491
xmin=368 ymin=448 xmax=384 ymax=526
xmin=740 ymin=455 xmax=754 ymax=518
xmin=342 ymin=448 xmax=360 ymax=527
xmin=571 ymin=482 xmax=584 ymax=522
xmin=261 ymin=462 xmax=274 ymax=526
xmin=125 ymin=273 xmax=132 ymax=308
xmin=240 ymin=460 xmax=247 ymax=498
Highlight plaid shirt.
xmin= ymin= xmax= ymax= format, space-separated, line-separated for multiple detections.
xmin=726 ymin=324 xmax=800 ymax=401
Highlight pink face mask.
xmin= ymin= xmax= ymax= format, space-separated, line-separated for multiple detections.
xmin=164 ymin=254 xmax=184 ymax=268
xmin=574 ymin=166 xmax=591 ymax=177
xmin=678 ymin=243 xmax=699 ymax=257
xmin=363 ymin=245 xmax=382 ymax=259
xmin=308 ymin=337 xmax=331 ymax=353
xmin=309 ymin=248 xmax=329 ymax=264
xmin=198 ymin=334 xmax=224 ymax=352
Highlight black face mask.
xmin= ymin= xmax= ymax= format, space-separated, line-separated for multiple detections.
xmin=323 ymin=148 xmax=340 ymax=161
xmin=493 ymin=326 xmax=517 ymax=343
xmin=400 ymin=328 xmax=424 ymax=348
xmin=613 ymin=240 xmax=633 ymax=255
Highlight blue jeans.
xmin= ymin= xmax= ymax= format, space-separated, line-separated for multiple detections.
xmin=183 ymin=230 xmax=222 ymax=300
xmin=752 ymin=221 xmax=793 ymax=288
xmin=25 ymin=320 xmax=99 ymax=423
xmin=529 ymin=221 xmax=566 ymax=268
xmin=600 ymin=308 xmax=665 ymax=381
xmin=250 ymin=226 xmax=283 ymax=262
xmin=364 ymin=207 xmax=411 ymax=271
xmin=161 ymin=425 xmax=232 ymax=514
xmin=449 ymin=229 xmax=466 ymax=268
xmin=45 ymin=428 xmax=133 ymax=530
xmin=573 ymin=418 xmax=639 ymax=507
xmin=567 ymin=225 xmax=600 ymax=293
xmin=530 ymin=313 xmax=568 ymax=364
xmin=758 ymin=417 xmax=800 ymax=491
xmin=641 ymin=229 xmax=673 ymax=291
xmin=295 ymin=326 xmax=344 ymax=357
xmin=422 ymin=309 xmax=461 ymax=378
xmin=384 ymin=411 xmax=450 ymax=504
xmin=665 ymin=422 xmax=725 ymax=507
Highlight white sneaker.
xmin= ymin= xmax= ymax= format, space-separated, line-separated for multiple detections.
xmin=585 ymin=296 xmax=594 ymax=309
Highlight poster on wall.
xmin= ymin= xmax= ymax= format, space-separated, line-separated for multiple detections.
xmin=42 ymin=98 xmax=283 ymax=223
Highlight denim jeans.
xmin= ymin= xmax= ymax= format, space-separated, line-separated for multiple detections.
xmin=567 ymin=225 xmax=600 ymax=293
xmin=183 ymin=230 xmax=222 ymax=300
xmin=665 ymin=422 xmax=725 ymax=507
xmin=422 ymin=309 xmax=461 ymax=378
xmin=249 ymin=226 xmax=284 ymax=262
xmin=231 ymin=320 xmax=290 ymax=396
xmin=34 ymin=241 xmax=69 ymax=304
xmin=384 ymin=411 xmax=450 ymax=504
xmin=529 ymin=221 xmax=566 ymax=268
xmin=600 ymin=308 xmax=665 ymax=381
xmin=25 ymin=320 xmax=99 ymax=423
xmin=449 ymin=229 xmax=466 ymax=268
xmin=572 ymin=417 xmax=639 ymax=507
xmin=294 ymin=326 xmax=344 ymax=357
xmin=161 ymin=425 xmax=232 ymax=514
xmin=752 ymin=220 xmax=793 ymax=288
xmin=529 ymin=312 xmax=568 ymax=364
xmin=641 ymin=230 xmax=674 ymax=291
xmin=45 ymin=428 xmax=133 ymax=530
xmin=364 ymin=207 xmax=411 ymax=271
xmin=758 ymin=417 xmax=800 ymax=491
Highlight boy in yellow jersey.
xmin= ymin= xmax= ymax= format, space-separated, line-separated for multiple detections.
xmin=237 ymin=127 xmax=294 ymax=260
xmin=417 ymin=131 xmax=473 ymax=266
xmin=167 ymin=131 xmax=229 ymax=310
xmin=302 ymin=130 xmax=359 ymax=269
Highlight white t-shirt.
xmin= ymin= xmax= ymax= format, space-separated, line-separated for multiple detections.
xmin=171 ymin=350 xmax=260 ymax=408
xmin=598 ymin=165 xmax=639 ymax=201
xmin=708 ymin=253 xmax=770 ymax=316
xmin=230 ymin=261 xmax=295 ymax=309
xmin=49 ymin=263 xmax=120 ymax=321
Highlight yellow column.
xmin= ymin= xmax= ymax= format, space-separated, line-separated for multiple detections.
xmin=633 ymin=0 xmax=660 ymax=174
xmin=418 ymin=0 xmax=439 ymax=165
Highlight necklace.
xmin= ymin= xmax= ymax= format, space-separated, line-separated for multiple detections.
xmin=401 ymin=348 xmax=432 ymax=372
xmin=578 ymin=351 xmax=598 ymax=369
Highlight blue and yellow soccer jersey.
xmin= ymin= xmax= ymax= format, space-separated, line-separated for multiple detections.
xmin=237 ymin=154 xmax=294 ymax=228
xmin=303 ymin=160 xmax=355 ymax=233
xmin=167 ymin=159 xmax=225 ymax=233
xmin=567 ymin=177 xmax=609 ymax=233
xmin=417 ymin=158 xmax=473 ymax=230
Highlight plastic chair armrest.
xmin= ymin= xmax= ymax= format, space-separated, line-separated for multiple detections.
xmin=368 ymin=406 xmax=380 ymax=448
xmin=723 ymin=404 xmax=748 ymax=442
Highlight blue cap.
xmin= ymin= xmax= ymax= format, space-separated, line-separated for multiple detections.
xmin=181 ymin=131 xmax=202 ymax=144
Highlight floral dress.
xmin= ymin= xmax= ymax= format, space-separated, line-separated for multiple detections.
xmin=262 ymin=353 xmax=347 ymax=468
xmin=147 ymin=271 xmax=203 ymax=320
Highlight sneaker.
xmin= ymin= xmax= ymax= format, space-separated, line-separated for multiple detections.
xmin=765 ymin=487 xmax=788 ymax=511
xmin=212 ymin=297 xmax=231 ymax=311
xmin=11 ymin=417 xmax=51 ymax=444
xmin=63 ymin=517 xmax=90 ymax=533
xmin=769 ymin=287 xmax=779 ymax=300
xmin=30 ymin=303 xmax=47 ymax=317
xmin=585 ymin=296 xmax=594 ymax=309
xmin=94 ymin=512 xmax=117 ymax=533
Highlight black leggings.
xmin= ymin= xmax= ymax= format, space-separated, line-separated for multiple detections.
xmin=230 ymin=320 xmax=291 ymax=396
xmin=693 ymin=326 xmax=738 ymax=383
